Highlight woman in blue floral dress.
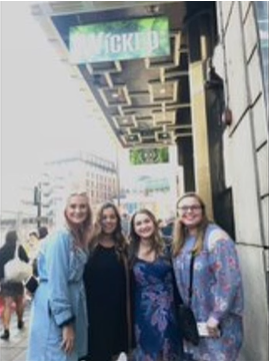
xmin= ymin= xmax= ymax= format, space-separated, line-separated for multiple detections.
xmin=172 ymin=192 xmax=244 ymax=361
xmin=129 ymin=209 xmax=182 ymax=361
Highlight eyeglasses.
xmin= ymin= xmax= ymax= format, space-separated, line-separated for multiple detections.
xmin=177 ymin=205 xmax=202 ymax=212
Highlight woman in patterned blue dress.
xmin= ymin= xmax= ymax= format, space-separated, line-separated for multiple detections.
xmin=129 ymin=209 xmax=182 ymax=361
xmin=172 ymin=192 xmax=244 ymax=361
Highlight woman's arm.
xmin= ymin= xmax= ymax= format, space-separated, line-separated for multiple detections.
xmin=207 ymin=229 xmax=243 ymax=323
xmin=18 ymin=245 xmax=29 ymax=263
xmin=46 ymin=230 xmax=75 ymax=327
xmin=46 ymin=230 xmax=76 ymax=354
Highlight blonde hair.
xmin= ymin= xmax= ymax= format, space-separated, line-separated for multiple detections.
xmin=172 ymin=192 xmax=211 ymax=256
xmin=64 ymin=191 xmax=93 ymax=248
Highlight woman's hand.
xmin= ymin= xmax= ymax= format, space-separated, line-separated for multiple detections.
xmin=206 ymin=324 xmax=220 ymax=338
xmin=25 ymin=290 xmax=33 ymax=300
xmin=206 ymin=317 xmax=221 ymax=338
xmin=61 ymin=324 xmax=75 ymax=355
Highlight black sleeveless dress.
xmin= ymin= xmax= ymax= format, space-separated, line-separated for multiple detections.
xmin=83 ymin=244 xmax=129 ymax=361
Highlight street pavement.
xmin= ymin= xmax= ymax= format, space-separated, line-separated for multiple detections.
xmin=0 ymin=303 xmax=30 ymax=361
xmin=0 ymin=303 xmax=126 ymax=361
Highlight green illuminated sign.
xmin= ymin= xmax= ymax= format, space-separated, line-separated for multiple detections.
xmin=130 ymin=147 xmax=169 ymax=165
xmin=69 ymin=17 xmax=170 ymax=63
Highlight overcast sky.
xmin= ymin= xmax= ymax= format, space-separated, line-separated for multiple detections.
xmin=1 ymin=2 xmax=118 ymax=211
xmin=0 ymin=2 xmax=178 ymax=218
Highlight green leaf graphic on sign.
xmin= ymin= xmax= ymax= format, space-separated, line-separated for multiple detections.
xmin=130 ymin=147 xmax=169 ymax=165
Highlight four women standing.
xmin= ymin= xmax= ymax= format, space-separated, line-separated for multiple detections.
xmin=26 ymin=191 xmax=244 ymax=361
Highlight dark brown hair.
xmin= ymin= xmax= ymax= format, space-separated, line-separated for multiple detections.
xmin=90 ymin=202 xmax=128 ymax=257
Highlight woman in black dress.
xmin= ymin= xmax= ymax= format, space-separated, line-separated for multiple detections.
xmin=83 ymin=202 xmax=133 ymax=361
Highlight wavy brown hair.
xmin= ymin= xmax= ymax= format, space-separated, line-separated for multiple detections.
xmin=90 ymin=202 xmax=128 ymax=257
xmin=172 ymin=192 xmax=211 ymax=256
xmin=129 ymin=209 xmax=165 ymax=267
xmin=64 ymin=192 xmax=93 ymax=249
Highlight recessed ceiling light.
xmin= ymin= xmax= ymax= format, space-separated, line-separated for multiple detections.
xmin=111 ymin=92 xmax=119 ymax=98
xmin=146 ymin=5 xmax=160 ymax=14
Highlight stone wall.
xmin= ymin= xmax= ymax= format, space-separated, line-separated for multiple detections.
xmin=214 ymin=2 xmax=268 ymax=360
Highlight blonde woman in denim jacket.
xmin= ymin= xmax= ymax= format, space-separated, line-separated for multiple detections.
xmin=27 ymin=189 xmax=93 ymax=361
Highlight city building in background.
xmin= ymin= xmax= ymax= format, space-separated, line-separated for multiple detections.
xmin=41 ymin=151 xmax=117 ymax=225
xmin=1 ymin=2 xmax=268 ymax=360
xmin=0 ymin=151 xmax=117 ymax=241
xmin=0 ymin=180 xmax=47 ymax=246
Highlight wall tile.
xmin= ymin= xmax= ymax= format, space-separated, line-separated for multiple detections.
xmin=247 ymin=48 xmax=264 ymax=105
xmin=243 ymin=6 xmax=258 ymax=61
xmin=257 ymin=143 xmax=269 ymax=197
xmin=225 ymin=3 xmax=248 ymax=126
xmin=251 ymin=96 xmax=268 ymax=149
xmin=230 ymin=113 xmax=262 ymax=245
xmin=236 ymin=245 xmax=268 ymax=361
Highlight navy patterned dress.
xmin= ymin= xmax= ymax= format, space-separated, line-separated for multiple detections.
xmin=132 ymin=255 xmax=182 ymax=361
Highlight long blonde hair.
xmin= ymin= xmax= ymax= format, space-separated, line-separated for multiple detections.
xmin=172 ymin=192 xmax=211 ymax=256
xmin=64 ymin=192 xmax=93 ymax=249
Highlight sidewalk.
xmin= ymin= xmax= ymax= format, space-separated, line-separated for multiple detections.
xmin=0 ymin=303 xmax=127 ymax=361
xmin=0 ymin=303 xmax=30 ymax=361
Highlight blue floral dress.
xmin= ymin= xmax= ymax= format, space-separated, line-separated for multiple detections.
xmin=132 ymin=255 xmax=182 ymax=361
xmin=173 ymin=224 xmax=244 ymax=361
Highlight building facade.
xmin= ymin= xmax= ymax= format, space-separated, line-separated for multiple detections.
xmin=214 ymin=3 xmax=268 ymax=360
xmin=41 ymin=151 xmax=117 ymax=225
xmin=30 ymin=2 xmax=268 ymax=360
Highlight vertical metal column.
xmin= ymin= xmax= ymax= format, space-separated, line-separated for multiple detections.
xmin=115 ymin=145 xmax=121 ymax=207
xmin=34 ymin=183 xmax=42 ymax=229
xmin=187 ymin=15 xmax=213 ymax=217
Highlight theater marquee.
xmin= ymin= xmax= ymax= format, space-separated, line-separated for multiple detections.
xmin=69 ymin=17 xmax=170 ymax=63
